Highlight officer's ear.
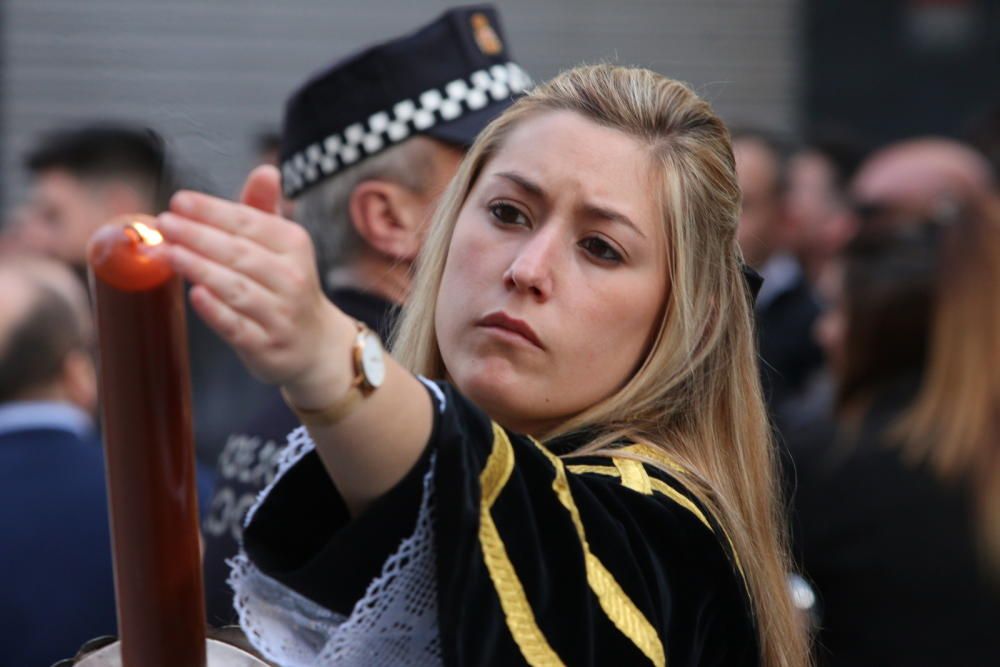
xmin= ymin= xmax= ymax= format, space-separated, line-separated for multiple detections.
xmin=348 ymin=179 xmax=426 ymax=262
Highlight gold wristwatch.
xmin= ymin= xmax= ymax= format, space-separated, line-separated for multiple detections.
xmin=282 ymin=320 xmax=386 ymax=427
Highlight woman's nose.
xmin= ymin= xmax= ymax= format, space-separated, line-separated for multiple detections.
xmin=503 ymin=229 xmax=559 ymax=300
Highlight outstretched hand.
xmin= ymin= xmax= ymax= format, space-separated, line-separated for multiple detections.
xmin=156 ymin=165 xmax=352 ymax=393
xmin=160 ymin=166 xmax=433 ymax=515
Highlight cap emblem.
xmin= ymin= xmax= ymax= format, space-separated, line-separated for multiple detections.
xmin=471 ymin=13 xmax=503 ymax=55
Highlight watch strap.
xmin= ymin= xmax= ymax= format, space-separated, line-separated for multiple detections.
xmin=280 ymin=319 xmax=379 ymax=428
xmin=281 ymin=384 xmax=363 ymax=428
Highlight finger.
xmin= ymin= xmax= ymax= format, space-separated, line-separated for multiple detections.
xmin=241 ymin=165 xmax=282 ymax=214
xmin=167 ymin=244 xmax=286 ymax=332
xmin=169 ymin=189 xmax=295 ymax=254
xmin=157 ymin=212 xmax=295 ymax=294
xmin=188 ymin=284 xmax=270 ymax=355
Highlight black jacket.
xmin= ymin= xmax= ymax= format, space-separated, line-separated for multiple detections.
xmin=0 ymin=423 xmax=117 ymax=666
xmin=756 ymin=271 xmax=823 ymax=410
xmin=785 ymin=377 xmax=1000 ymax=666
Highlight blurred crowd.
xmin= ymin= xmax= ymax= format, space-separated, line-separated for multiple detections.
xmin=0 ymin=5 xmax=998 ymax=666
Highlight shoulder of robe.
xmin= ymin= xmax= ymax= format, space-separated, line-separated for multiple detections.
xmin=563 ymin=443 xmax=747 ymax=583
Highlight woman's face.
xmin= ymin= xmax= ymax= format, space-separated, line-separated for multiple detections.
xmin=435 ymin=110 xmax=668 ymax=434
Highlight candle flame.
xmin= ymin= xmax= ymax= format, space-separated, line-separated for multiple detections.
xmin=129 ymin=221 xmax=164 ymax=246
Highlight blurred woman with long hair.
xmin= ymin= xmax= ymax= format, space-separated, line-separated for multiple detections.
xmin=791 ymin=198 xmax=1000 ymax=666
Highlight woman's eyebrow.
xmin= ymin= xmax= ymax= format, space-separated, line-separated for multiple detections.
xmin=495 ymin=171 xmax=545 ymax=199
xmin=495 ymin=170 xmax=645 ymax=239
xmin=582 ymin=203 xmax=646 ymax=239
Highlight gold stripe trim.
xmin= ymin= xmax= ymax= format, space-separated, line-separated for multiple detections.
xmin=567 ymin=464 xmax=620 ymax=477
xmin=620 ymin=443 xmax=745 ymax=578
xmin=567 ymin=457 xmax=710 ymax=533
xmin=614 ymin=458 xmax=652 ymax=495
xmin=532 ymin=439 xmax=666 ymax=667
xmin=647 ymin=478 xmax=712 ymax=532
xmin=567 ymin=446 xmax=747 ymax=607
xmin=621 ymin=443 xmax=688 ymax=474
xmin=568 ymin=460 xmax=713 ymax=534
xmin=481 ymin=422 xmax=516 ymax=506
xmin=479 ymin=424 xmax=565 ymax=666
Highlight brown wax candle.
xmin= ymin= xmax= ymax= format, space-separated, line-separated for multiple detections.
xmin=88 ymin=215 xmax=206 ymax=667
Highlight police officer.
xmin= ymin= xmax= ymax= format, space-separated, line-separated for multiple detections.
xmin=202 ymin=5 xmax=529 ymax=625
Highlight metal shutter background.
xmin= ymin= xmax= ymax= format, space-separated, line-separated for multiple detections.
xmin=1 ymin=0 xmax=797 ymax=206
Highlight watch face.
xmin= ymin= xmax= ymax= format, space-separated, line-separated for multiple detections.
xmin=359 ymin=331 xmax=386 ymax=388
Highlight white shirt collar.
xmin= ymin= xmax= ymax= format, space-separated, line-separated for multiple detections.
xmin=0 ymin=401 xmax=94 ymax=439
xmin=755 ymin=253 xmax=802 ymax=311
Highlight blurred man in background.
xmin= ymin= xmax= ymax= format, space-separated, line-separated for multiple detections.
xmin=0 ymin=258 xmax=117 ymax=667
xmin=786 ymin=137 xmax=864 ymax=288
xmin=733 ymin=130 xmax=824 ymax=414
xmin=14 ymin=122 xmax=275 ymax=470
xmin=0 ymin=203 xmax=50 ymax=257
xmin=201 ymin=4 xmax=530 ymax=625
xmin=19 ymin=124 xmax=172 ymax=273
xmin=851 ymin=136 xmax=995 ymax=212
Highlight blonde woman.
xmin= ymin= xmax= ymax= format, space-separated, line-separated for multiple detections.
xmin=158 ymin=65 xmax=808 ymax=666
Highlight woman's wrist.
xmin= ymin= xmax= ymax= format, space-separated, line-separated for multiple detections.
xmin=280 ymin=305 xmax=359 ymax=412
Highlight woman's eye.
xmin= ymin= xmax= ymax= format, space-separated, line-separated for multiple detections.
xmin=489 ymin=202 xmax=529 ymax=227
xmin=580 ymin=237 xmax=624 ymax=263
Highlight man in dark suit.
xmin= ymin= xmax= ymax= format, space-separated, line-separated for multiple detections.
xmin=0 ymin=258 xmax=117 ymax=667
xmin=733 ymin=130 xmax=824 ymax=413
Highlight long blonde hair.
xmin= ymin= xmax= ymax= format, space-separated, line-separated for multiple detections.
xmin=393 ymin=65 xmax=809 ymax=667
xmin=894 ymin=197 xmax=1000 ymax=576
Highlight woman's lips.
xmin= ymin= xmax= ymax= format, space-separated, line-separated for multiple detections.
xmin=476 ymin=311 xmax=545 ymax=349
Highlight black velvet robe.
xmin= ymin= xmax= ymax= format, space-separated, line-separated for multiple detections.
xmin=243 ymin=380 xmax=758 ymax=666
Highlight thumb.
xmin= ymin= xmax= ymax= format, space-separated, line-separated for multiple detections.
xmin=240 ymin=165 xmax=283 ymax=214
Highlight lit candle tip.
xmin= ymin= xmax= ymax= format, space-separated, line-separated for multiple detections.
xmin=130 ymin=221 xmax=164 ymax=246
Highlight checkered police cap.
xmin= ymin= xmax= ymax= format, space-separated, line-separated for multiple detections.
xmin=280 ymin=5 xmax=531 ymax=199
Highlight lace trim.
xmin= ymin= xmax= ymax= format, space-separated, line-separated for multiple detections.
xmin=229 ymin=430 xmax=442 ymax=666
xmin=243 ymin=426 xmax=316 ymax=529
xmin=417 ymin=376 xmax=447 ymax=413
xmin=249 ymin=374 xmax=444 ymax=533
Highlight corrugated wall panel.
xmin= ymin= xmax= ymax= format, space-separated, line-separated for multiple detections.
xmin=1 ymin=0 xmax=798 ymax=206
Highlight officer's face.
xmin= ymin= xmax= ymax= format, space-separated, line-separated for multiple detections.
xmin=436 ymin=110 xmax=668 ymax=435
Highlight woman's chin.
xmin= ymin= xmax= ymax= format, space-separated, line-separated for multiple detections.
xmin=456 ymin=372 xmax=565 ymax=435
xmin=457 ymin=368 xmax=521 ymax=410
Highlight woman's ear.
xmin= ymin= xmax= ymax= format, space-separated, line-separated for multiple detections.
xmin=348 ymin=180 xmax=427 ymax=262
